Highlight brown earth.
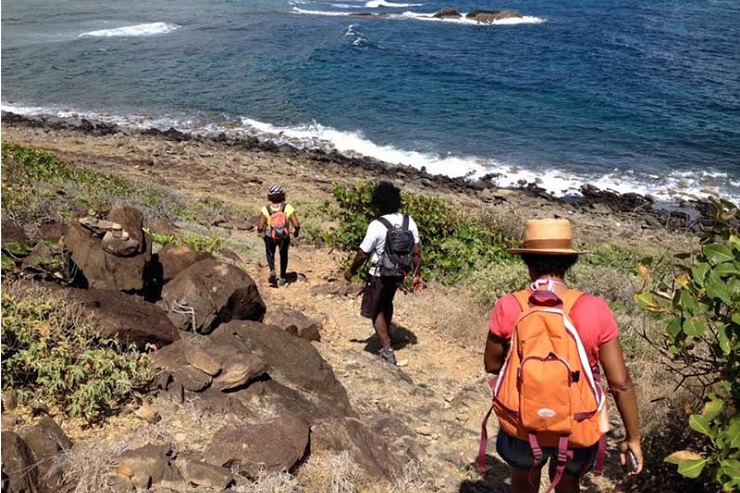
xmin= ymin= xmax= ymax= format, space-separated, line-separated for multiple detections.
xmin=1 ymin=119 xmax=701 ymax=492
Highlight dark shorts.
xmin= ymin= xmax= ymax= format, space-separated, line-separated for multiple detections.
xmin=496 ymin=432 xmax=597 ymax=476
xmin=360 ymin=275 xmax=403 ymax=320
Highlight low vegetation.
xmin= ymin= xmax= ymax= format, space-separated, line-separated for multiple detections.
xmin=329 ymin=181 xmax=518 ymax=283
xmin=1 ymin=142 xmax=734 ymax=491
xmin=1 ymin=281 xmax=151 ymax=421
xmin=636 ymin=197 xmax=740 ymax=492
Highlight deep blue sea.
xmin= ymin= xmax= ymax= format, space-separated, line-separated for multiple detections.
xmin=2 ymin=0 xmax=739 ymax=204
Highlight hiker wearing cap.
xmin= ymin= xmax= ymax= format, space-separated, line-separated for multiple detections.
xmin=257 ymin=185 xmax=300 ymax=287
xmin=343 ymin=181 xmax=423 ymax=365
xmin=481 ymin=218 xmax=643 ymax=493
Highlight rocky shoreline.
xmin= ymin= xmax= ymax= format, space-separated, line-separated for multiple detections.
xmin=1 ymin=111 xmax=720 ymax=234
xmin=0 ymin=111 xmax=713 ymax=492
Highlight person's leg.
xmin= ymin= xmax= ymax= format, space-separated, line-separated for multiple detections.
xmin=511 ymin=467 xmax=542 ymax=493
xmin=547 ymin=444 xmax=595 ymax=493
xmin=264 ymin=237 xmax=277 ymax=284
xmin=548 ymin=463 xmax=580 ymax=493
xmin=373 ymin=312 xmax=392 ymax=350
xmin=496 ymin=432 xmax=543 ymax=493
xmin=278 ymin=237 xmax=289 ymax=283
xmin=552 ymin=474 xmax=579 ymax=493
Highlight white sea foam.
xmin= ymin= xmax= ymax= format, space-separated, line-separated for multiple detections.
xmin=78 ymin=22 xmax=180 ymax=38
xmin=402 ymin=12 xmax=546 ymax=25
xmin=293 ymin=8 xmax=546 ymax=25
xmin=2 ymin=101 xmax=736 ymax=206
xmin=292 ymin=8 xmax=353 ymax=17
xmin=365 ymin=0 xmax=423 ymax=7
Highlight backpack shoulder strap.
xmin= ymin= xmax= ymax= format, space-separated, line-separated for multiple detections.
xmin=266 ymin=203 xmax=273 ymax=214
xmin=560 ymin=289 xmax=584 ymax=315
xmin=401 ymin=214 xmax=409 ymax=230
xmin=280 ymin=202 xmax=286 ymax=212
xmin=512 ymin=290 xmax=532 ymax=311
xmin=377 ymin=217 xmax=393 ymax=230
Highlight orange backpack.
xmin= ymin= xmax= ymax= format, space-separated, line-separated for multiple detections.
xmin=478 ymin=287 xmax=608 ymax=491
xmin=267 ymin=203 xmax=289 ymax=241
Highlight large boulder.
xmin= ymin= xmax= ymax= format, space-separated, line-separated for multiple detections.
xmin=160 ymin=259 xmax=265 ymax=334
xmin=151 ymin=336 xmax=267 ymax=393
xmin=63 ymin=288 xmax=180 ymax=348
xmin=156 ymin=244 xmax=213 ymax=284
xmin=212 ymin=322 xmax=353 ymax=416
xmin=264 ymin=306 xmax=321 ymax=341
xmin=64 ymin=205 xmax=152 ymax=291
xmin=18 ymin=417 xmax=72 ymax=493
xmin=466 ymin=9 xmax=523 ymax=23
xmin=311 ymin=417 xmax=405 ymax=480
xmin=1 ymin=431 xmax=39 ymax=493
xmin=433 ymin=7 xmax=461 ymax=18
xmin=116 ymin=444 xmax=182 ymax=490
xmin=204 ymin=415 xmax=309 ymax=478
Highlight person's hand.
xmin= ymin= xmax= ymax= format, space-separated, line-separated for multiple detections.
xmin=344 ymin=270 xmax=353 ymax=282
xmin=619 ymin=439 xmax=643 ymax=475
xmin=412 ymin=274 xmax=423 ymax=293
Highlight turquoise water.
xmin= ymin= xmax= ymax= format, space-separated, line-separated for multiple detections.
xmin=2 ymin=0 xmax=739 ymax=203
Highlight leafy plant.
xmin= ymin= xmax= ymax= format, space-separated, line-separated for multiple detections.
xmin=182 ymin=233 xmax=222 ymax=253
xmin=328 ymin=182 xmax=518 ymax=283
xmin=635 ymin=197 xmax=740 ymax=492
xmin=1 ymin=281 xmax=151 ymax=422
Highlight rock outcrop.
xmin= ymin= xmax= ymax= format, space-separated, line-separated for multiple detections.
xmin=160 ymin=259 xmax=266 ymax=333
xmin=65 ymin=205 xmax=152 ymax=291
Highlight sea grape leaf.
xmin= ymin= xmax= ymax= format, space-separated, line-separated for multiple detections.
xmin=689 ymin=414 xmax=713 ymax=438
xmin=704 ymin=244 xmax=734 ymax=265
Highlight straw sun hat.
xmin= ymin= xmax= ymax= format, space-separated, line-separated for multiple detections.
xmin=508 ymin=218 xmax=587 ymax=255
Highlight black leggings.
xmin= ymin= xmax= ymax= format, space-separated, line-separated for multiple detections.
xmin=264 ymin=236 xmax=290 ymax=278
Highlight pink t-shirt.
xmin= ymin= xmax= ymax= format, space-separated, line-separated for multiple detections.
xmin=489 ymin=291 xmax=618 ymax=369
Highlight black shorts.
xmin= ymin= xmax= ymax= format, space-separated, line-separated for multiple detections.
xmin=360 ymin=275 xmax=403 ymax=320
xmin=496 ymin=432 xmax=597 ymax=476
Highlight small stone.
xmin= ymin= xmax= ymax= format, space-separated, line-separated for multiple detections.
xmin=415 ymin=425 xmax=433 ymax=436
xmin=134 ymin=403 xmax=161 ymax=423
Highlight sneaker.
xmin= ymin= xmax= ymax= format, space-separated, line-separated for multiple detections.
xmin=379 ymin=348 xmax=397 ymax=365
xmin=268 ymin=271 xmax=277 ymax=286
xmin=278 ymin=277 xmax=287 ymax=286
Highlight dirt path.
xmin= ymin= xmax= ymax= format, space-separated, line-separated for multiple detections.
xmin=2 ymin=121 xmax=677 ymax=492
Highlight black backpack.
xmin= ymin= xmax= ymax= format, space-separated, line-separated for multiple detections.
xmin=376 ymin=215 xmax=415 ymax=277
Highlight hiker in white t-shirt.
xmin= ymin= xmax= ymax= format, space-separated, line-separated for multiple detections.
xmin=344 ymin=181 xmax=423 ymax=365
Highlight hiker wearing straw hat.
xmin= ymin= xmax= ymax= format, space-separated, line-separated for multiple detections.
xmin=257 ymin=185 xmax=300 ymax=287
xmin=480 ymin=218 xmax=643 ymax=493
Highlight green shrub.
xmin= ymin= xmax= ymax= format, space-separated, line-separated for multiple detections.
xmin=328 ymin=182 xmax=518 ymax=283
xmin=1 ymin=281 xmax=151 ymax=422
xmin=636 ymin=197 xmax=740 ymax=492
xmin=182 ymin=233 xmax=222 ymax=254
xmin=291 ymin=198 xmax=335 ymax=245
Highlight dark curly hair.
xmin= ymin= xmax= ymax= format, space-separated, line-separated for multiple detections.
xmin=520 ymin=253 xmax=578 ymax=279
xmin=371 ymin=181 xmax=401 ymax=215
xmin=267 ymin=191 xmax=285 ymax=204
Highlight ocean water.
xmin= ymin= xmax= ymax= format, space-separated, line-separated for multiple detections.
xmin=2 ymin=0 xmax=739 ymax=205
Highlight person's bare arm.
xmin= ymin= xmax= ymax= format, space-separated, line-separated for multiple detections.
xmin=484 ymin=332 xmax=508 ymax=374
xmin=257 ymin=214 xmax=266 ymax=234
xmin=344 ymin=250 xmax=368 ymax=281
xmin=599 ymin=338 xmax=643 ymax=474
xmin=290 ymin=213 xmax=301 ymax=238
xmin=411 ymin=243 xmax=423 ymax=293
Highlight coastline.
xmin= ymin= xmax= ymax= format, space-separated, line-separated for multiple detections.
xmin=0 ymin=111 xmax=709 ymax=249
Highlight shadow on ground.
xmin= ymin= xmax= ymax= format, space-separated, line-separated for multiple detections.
xmin=349 ymin=323 xmax=418 ymax=354
xmin=459 ymin=454 xmax=618 ymax=493
xmin=458 ymin=455 xmax=510 ymax=493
